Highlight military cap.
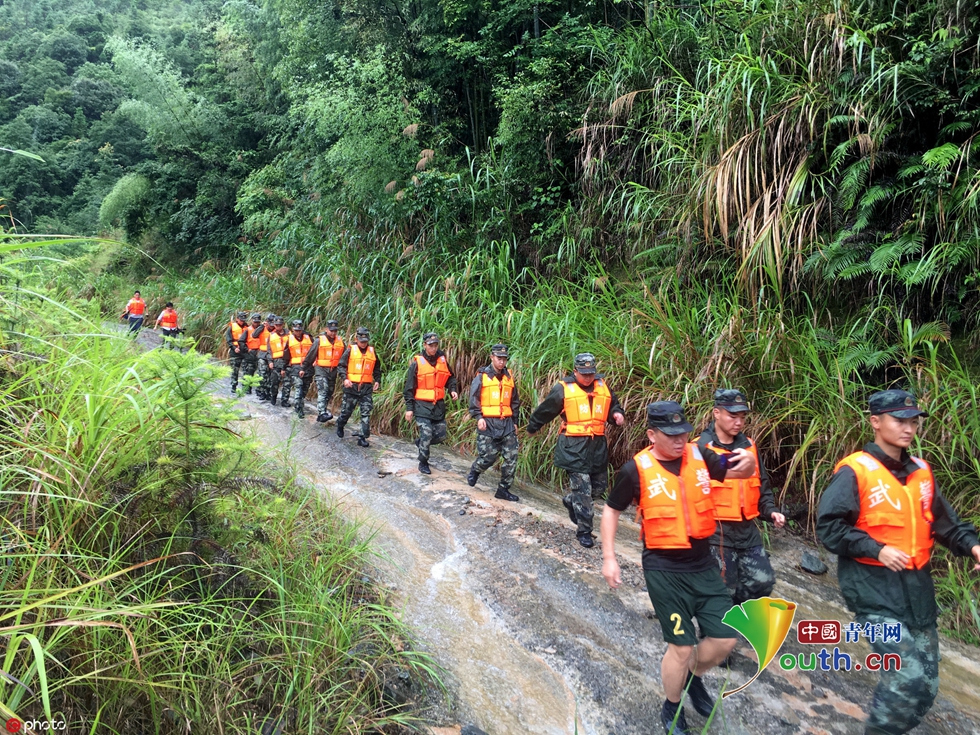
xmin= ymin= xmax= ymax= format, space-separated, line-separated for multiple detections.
xmin=713 ymin=388 xmax=750 ymax=413
xmin=251 ymin=312 xmax=262 ymax=322
xmin=290 ymin=319 xmax=304 ymax=329
xmin=325 ymin=319 xmax=339 ymax=329
xmin=423 ymin=332 xmax=440 ymax=345
xmin=266 ymin=313 xmax=277 ymax=321
xmin=574 ymin=352 xmax=597 ymax=375
xmin=355 ymin=327 xmax=370 ymax=339
xmin=647 ymin=401 xmax=695 ymax=435
xmin=490 ymin=343 xmax=509 ymax=358
xmin=273 ymin=316 xmax=285 ymax=325
xmin=869 ymin=390 xmax=929 ymax=418
xmin=236 ymin=311 xmax=248 ymax=320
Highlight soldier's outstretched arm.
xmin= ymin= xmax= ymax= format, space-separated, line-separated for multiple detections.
xmin=525 ymin=382 xmax=564 ymax=434
xmin=468 ymin=373 xmax=483 ymax=418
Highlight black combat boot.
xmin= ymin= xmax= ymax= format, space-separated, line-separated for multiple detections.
xmin=317 ymin=413 xmax=329 ymax=423
xmin=494 ymin=488 xmax=519 ymax=502
xmin=336 ymin=423 xmax=345 ymax=438
xmin=280 ymin=400 xmax=290 ymax=408
xmin=577 ymin=533 xmax=595 ymax=548
xmin=466 ymin=470 xmax=479 ymax=487
xmin=661 ymin=700 xmax=689 ymax=735
xmin=418 ymin=460 xmax=431 ymax=474
xmin=357 ymin=437 xmax=370 ymax=447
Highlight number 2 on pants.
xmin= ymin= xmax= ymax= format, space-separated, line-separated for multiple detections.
xmin=670 ymin=613 xmax=686 ymax=636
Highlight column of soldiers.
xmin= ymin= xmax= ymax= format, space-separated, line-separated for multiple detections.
xmin=221 ymin=313 xmax=980 ymax=735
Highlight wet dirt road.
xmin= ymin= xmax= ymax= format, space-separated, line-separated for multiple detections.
xmin=224 ymin=387 xmax=980 ymax=735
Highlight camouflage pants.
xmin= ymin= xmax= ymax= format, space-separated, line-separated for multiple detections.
xmin=288 ymin=366 xmax=313 ymax=414
xmin=315 ymin=366 xmax=338 ymax=415
xmin=710 ymin=544 xmax=776 ymax=605
xmin=859 ymin=616 xmax=939 ymax=735
xmin=470 ymin=432 xmax=519 ymax=493
xmin=267 ymin=360 xmax=287 ymax=403
xmin=338 ymin=390 xmax=373 ymax=438
xmin=564 ymin=471 xmax=608 ymax=536
xmin=229 ymin=350 xmax=245 ymax=389
xmin=242 ymin=349 xmax=260 ymax=391
xmin=415 ymin=416 xmax=447 ymax=461
xmin=255 ymin=352 xmax=269 ymax=398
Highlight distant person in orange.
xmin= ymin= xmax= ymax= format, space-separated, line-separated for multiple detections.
xmin=154 ymin=301 xmax=180 ymax=348
xmin=121 ymin=291 xmax=146 ymax=335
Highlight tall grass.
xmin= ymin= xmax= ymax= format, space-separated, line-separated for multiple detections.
xmin=1 ymin=241 xmax=436 ymax=732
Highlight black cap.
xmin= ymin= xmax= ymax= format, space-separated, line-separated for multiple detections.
xmin=713 ymin=388 xmax=750 ymax=413
xmin=267 ymin=313 xmax=276 ymax=321
xmin=290 ymin=319 xmax=303 ymax=330
xmin=574 ymin=352 xmax=597 ymax=375
xmin=423 ymin=332 xmax=440 ymax=345
xmin=236 ymin=311 xmax=248 ymax=320
xmin=274 ymin=317 xmax=285 ymax=326
xmin=869 ymin=390 xmax=929 ymax=418
xmin=325 ymin=319 xmax=339 ymax=329
xmin=490 ymin=343 xmax=509 ymax=358
xmin=356 ymin=327 xmax=370 ymax=339
xmin=646 ymin=401 xmax=695 ymax=435
xmin=251 ymin=312 xmax=262 ymax=322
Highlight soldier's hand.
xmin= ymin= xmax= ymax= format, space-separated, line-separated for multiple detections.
xmin=405 ymin=411 xmax=413 ymax=422
xmin=344 ymin=379 xmax=353 ymax=389
xmin=477 ymin=418 xmax=487 ymax=432
xmin=299 ymin=370 xmax=305 ymax=378
xmin=771 ymin=512 xmax=786 ymax=528
xmin=450 ymin=391 xmax=459 ymax=401
xmin=971 ymin=544 xmax=980 ymax=571
xmin=613 ymin=412 xmax=625 ymax=426
xmin=727 ymin=447 xmax=756 ymax=474
xmin=373 ymin=381 xmax=380 ymax=391
xmin=878 ymin=545 xmax=910 ymax=572
xmin=602 ymin=558 xmax=622 ymax=589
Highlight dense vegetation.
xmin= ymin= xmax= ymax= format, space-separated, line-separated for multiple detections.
xmin=6 ymin=0 xmax=980 ymax=643
xmin=0 ymin=236 xmax=435 ymax=732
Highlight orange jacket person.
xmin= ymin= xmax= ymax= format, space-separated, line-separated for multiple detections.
xmin=153 ymin=302 xmax=180 ymax=347
xmin=336 ymin=327 xmax=382 ymax=448
xmin=121 ymin=291 xmax=146 ymax=335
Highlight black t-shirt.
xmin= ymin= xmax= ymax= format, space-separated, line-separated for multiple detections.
xmin=608 ymin=449 xmax=727 ymax=573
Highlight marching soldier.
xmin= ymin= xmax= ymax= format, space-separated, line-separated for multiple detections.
xmin=404 ymin=333 xmax=459 ymax=475
xmin=602 ymin=401 xmax=757 ymax=735
xmin=241 ymin=313 xmax=264 ymax=393
xmin=121 ymin=290 xmax=146 ymax=335
xmin=225 ymin=311 xmax=249 ymax=393
xmin=467 ymin=343 xmax=520 ymax=502
xmin=265 ymin=317 xmax=288 ymax=405
xmin=153 ymin=301 xmax=179 ymax=348
xmin=526 ymin=353 xmax=625 ymax=547
xmin=336 ymin=327 xmax=382 ymax=448
xmin=817 ymin=390 xmax=980 ymax=735
xmin=697 ymin=389 xmax=785 ymax=605
xmin=254 ymin=314 xmax=276 ymax=399
xmin=286 ymin=319 xmax=314 ymax=418
xmin=300 ymin=319 xmax=344 ymax=423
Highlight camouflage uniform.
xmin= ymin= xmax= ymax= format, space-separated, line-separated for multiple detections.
xmin=471 ymin=432 xmax=520 ymax=492
xmin=697 ymin=416 xmax=779 ymax=605
xmin=288 ymin=365 xmax=314 ymax=415
xmin=404 ymin=343 xmax=459 ymax=468
xmin=255 ymin=323 xmax=272 ymax=400
xmin=266 ymin=326 xmax=289 ymax=405
xmin=468 ymin=357 xmax=521 ymax=498
xmin=859 ymin=615 xmax=939 ymax=735
xmin=818 ymin=398 xmax=980 ymax=735
xmin=241 ymin=318 xmax=263 ymax=393
xmin=336 ymin=337 xmax=383 ymax=441
xmin=225 ymin=317 xmax=249 ymax=392
xmin=525 ymin=357 xmax=624 ymax=544
xmin=315 ymin=366 xmax=339 ymax=416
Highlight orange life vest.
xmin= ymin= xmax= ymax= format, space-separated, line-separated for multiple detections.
xmin=127 ymin=298 xmax=145 ymax=316
xmin=480 ymin=371 xmax=515 ymax=418
xmin=347 ymin=345 xmax=377 ymax=383
xmin=836 ymin=451 xmax=935 ymax=570
xmin=268 ymin=331 xmax=287 ymax=360
xmin=287 ymin=333 xmax=313 ymax=365
xmin=635 ymin=444 xmax=717 ymax=549
xmin=413 ymin=354 xmax=452 ymax=402
xmin=703 ymin=440 xmax=762 ymax=521
xmin=561 ymin=380 xmax=612 ymax=437
xmin=159 ymin=309 xmax=178 ymax=329
xmin=246 ymin=326 xmax=264 ymax=350
xmin=316 ymin=335 xmax=345 ymax=368
xmin=230 ymin=321 xmax=247 ymax=343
